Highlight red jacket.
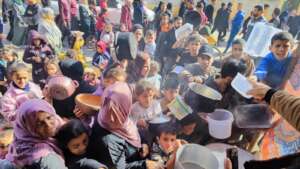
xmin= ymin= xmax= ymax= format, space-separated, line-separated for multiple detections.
xmin=96 ymin=12 xmax=108 ymax=31
xmin=120 ymin=5 xmax=132 ymax=31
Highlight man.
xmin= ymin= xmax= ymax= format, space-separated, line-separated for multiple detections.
xmin=269 ymin=8 xmax=281 ymax=28
xmin=224 ymin=3 xmax=245 ymax=53
xmin=212 ymin=3 xmax=231 ymax=42
xmin=204 ymin=0 xmax=216 ymax=24
xmin=243 ymin=5 xmax=266 ymax=41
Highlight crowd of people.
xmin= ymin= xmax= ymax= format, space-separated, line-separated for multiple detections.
xmin=0 ymin=0 xmax=299 ymax=169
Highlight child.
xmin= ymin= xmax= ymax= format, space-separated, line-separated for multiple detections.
xmin=131 ymin=80 xmax=162 ymax=128
xmin=144 ymin=30 xmax=157 ymax=59
xmin=55 ymin=119 xmax=107 ymax=169
xmin=256 ymin=32 xmax=294 ymax=89
xmin=159 ymin=13 xmax=171 ymax=34
xmin=146 ymin=60 xmax=161 ymax=91
xmin=23 ymin=30 xmax=54 ymax=86
xmin=96 ymin=8 xmax=108 ymax=38
xmin=83 ymin=66 xmax=100 ymax=86
xmin=150 ymin=124 xmax=186 ymax=168
xmin=93 ymin=67 xmax=126 ymax=96
xmin=223 ymin=39 xmax=255 ymax=77
xmin=44 ymin=59 xmax=61 ymax=78
xmin=160 ymin=76 xmax=180 ymax=113
xmin=0 ymin=129 xmax=13 ymax=159
xmin=100 ymin=22 xmax=115 ymax=51
xmin=0 ymin=63 xmax=43 ymax=123
xmin=92 ymin=40 xmax=113 ymax=71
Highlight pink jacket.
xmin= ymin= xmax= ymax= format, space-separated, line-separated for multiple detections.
xmin=58 ymin=0 xmax=71 ymax=22
xmin=120 ymin=5 xmax=132 ymax=31
xmin=0 ymin=82 xmax=43 ymax=123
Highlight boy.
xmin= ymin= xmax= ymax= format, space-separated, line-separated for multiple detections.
xmin=223 ymin=39 xmax=255 ymax=77
xmin=92 ymin=40 xmax=113 ymax=71
xmin=184 ymin=44 xmax=219 ymax=84
xmin=144 ymin=30 xmax=157 ymax=59
xmin=256 ymin=32 xmax=294 ymax=89
xmin=150 ymin=124 xmax=186 ymax=169
xmin=160 ymin=76 xmax=180 ymax=113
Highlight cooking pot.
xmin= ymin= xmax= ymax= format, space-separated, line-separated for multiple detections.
xmin=184 ymin=83 xmax=222 ymax=113
xmin=75 ymin=93 xmax=101 ymax=115
xmin=46 ymin=75 xmax=79 ymax=100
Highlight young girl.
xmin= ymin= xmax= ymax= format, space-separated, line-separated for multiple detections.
xmin=100 ymin=22 xmax=114 ymax=52
xmin=0 ymin=63 xmax=43 ymax=123
xmin=0 ymin=129 xmax=13 ymax=159
xmin=55 ymin=119 xmax=107 ymax=169
xmin=44 ymin=59 xmax=61 ymax=78
xmin=144 ymin=30 xmax=156 ymax=59
xmin=83 ymin=67 xmax=100 ymax=86
xmin=146 ymin=61 xmax=161 ymax=91
xmin=92 ymin=40 xmax=113 ymax=71
xmin=131 ymin=80 xmax=162 ymax=128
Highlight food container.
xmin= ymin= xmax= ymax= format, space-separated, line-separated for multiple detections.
xmin=175 ymin=144 xmax=219 ymax=169
xmin=184 ymin=83 xmax=222 ymax=113
xmin=234 ymin=104 xmax=273 ymax=129
xmin=207 ymin=109 xmax=234 ymax=139
xmin=46 ymin=75 xmax=79 ymax=100
xmin=75 ymin=93 xmax=101 ymax=115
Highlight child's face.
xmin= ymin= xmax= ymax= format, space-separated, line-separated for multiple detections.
xmin=161 ymin=15 xmax=169 ymax=24
xmin=36 ymin=112 xmax=57 ymax=138
xmin=164 ymin=88 xmax=179 ymax=103
xmin=97 ymin=46 xmax=104 ymax=53
xmin=46 ymin=64 xmax=58 ymax=76
xmin=157 ymin=133 xmax=176 ymax=154
xmin=103 ymin=77 xmax=116 ymax=88
xmin=188 ymin=42 xmax=201 ymax=56
xmin=232 ymin=44 xmax=244 ymax=58
xmin=0 ymin=143 xmax=9 ymax=158
xmin=198 ymin=56 xmax=213 ymax=71
xmin=270 ymin=40 xmax=292 ymax=60
xmin=146 ymin=34 xmax=155 ymax=43
xmin=85 ymin=72 xmax=96 ymax=81
xmin=134 ymin=29 xmax=143 ymax=42
xmin=67 ymin=133 xmax=89 ymax=156
xmin=105 ymin=24 xmax=113 ymax=32
xmin=138 ymin=89 xmax=154 ymax=108
xmin=12 ymin=70 xmax=29 ymax=89
xmin=182 ymin=123 xmax=196 ymax=135
xmin=33 ymin=39 xmax=41 ymax=47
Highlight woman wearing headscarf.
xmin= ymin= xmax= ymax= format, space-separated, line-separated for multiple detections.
xmin=10 ymin=0 xmax=27 ymax=46
xmin=5 ymin=99 xmax=67 ymax=169
xmin=88 ymin=82 xmax=152 ymax=169
xmin=38 ymin=7 xmax=63 ymax=54
xmin=126 ymin=52 xmax=151 ymax=83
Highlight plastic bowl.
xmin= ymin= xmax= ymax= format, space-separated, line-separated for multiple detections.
xmin=75 ymin=94 xmax=101 ymax=114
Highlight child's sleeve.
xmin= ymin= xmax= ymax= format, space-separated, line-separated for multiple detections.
xmin=72 ymin=158 xmax=107 ymax=169
xmin=255 ymin=56 xmax=269 ymax=72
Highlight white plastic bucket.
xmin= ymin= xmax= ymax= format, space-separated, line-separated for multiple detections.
xmin=207 ymin=109 xmax=234 ymax=139
xmin=175 ymin=144 xmax=219 ymax=169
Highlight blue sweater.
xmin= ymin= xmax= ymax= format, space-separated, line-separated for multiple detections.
xmin=256 ymin=52 xmax=292 ymax=89
xmin=232 ymin=10 xmax=245 ymax=29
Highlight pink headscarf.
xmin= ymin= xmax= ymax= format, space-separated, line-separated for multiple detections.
xmin=97 ymin=82 xmax=141 ymax=148
xmin=6 ymin=99 xmax=64 ymax=166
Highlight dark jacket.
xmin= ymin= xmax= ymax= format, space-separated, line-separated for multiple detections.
xmin=23 ymin=3 xmax=40 ymax=28
xmin=205 ymin=4 xmax=214 ymax=23
xmin=53 ymin=59 xmax=96 ymax=118
xmin=155 ymin=28 xmax=177 ymax=59
xmin=133 ymin=0 xmax=146 ymax=25
xmin=23 ymin=30 xmax=54 ymax=86
xmin=79 ymin=5 xmax=94 ymax=38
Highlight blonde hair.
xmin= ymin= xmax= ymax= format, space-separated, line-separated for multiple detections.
xmin=84 ymin=66 xmax=101 ymax=78
xmin=8 ymin=63 xmax=30 ymax=76
xmin=103 ymin=67 xmax=127 ymax=82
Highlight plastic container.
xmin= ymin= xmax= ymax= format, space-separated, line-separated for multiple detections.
xmin=231 ymin=73 xmax=253 ymax=99
xmin=245 ymin=22 xmax=281 ymax=57
xmin=207 ymin=109 xmax=234 ymax=139
xmin=175 ymin=144 xmax=219 ymax=169
xmin=167 ymin=96 xmax=193 ymax=120
xmin=234 ymin=104 xmax=273 ymax=129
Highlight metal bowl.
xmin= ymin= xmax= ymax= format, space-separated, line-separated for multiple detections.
xmin=188 ymin=83 xmax=222 ymax=101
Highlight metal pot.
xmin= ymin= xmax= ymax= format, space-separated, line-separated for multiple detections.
xmin=46 ymin=75 xmax=79 ymax=100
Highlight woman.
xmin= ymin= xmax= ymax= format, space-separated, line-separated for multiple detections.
xmin=120 ymin=0 xmax=133 ymax=31
xmin=126 ymin=52 xmax=151 ymax=83
xmin=5 ymin=99 xmax=67 ymax=169
xmin=11 ymin=0 xmax=27 ymax=46
xmin=88 ymin=82 xmax=155 ymax=169
xmin=38 ymin=7 xmax=63 ymax=54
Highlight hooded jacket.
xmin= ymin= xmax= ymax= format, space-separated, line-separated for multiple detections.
xmin=23 ymin=30 xmax=54 ymax=86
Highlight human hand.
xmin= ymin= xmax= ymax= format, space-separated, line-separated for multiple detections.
xmin=174 ymin=139 xmax=187 ymax=152
xmin=247 ymin=80 xmax=271 ymax=100
xmin=137 ymin=119 xmax=149 ymax=129
xmin=33 ymin=56 xmax=42 ymax=63
xmin=73 ymin=105 xmax=86 ymax=119
xmin=146 ymin=160 xmax=164 ymax=169
xmin=225 ymin=158 xmax=232 ymax=169
xmin=140 ymin=144 xmax=149 ymax=158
